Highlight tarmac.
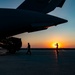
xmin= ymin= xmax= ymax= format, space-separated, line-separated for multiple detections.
xmin=0 ymin=49 xmax=75 ymax=75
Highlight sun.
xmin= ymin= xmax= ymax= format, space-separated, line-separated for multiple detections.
xmin=52 ymin=42 xmax=61 ymax=48
xmin=52 ymin=43 xmax=57 ymax=48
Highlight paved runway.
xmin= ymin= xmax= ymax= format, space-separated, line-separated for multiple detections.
xmin=0 ymin=49 xmax=75 ymax=75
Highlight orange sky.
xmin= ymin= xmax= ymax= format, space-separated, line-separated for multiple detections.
xmin=22 ymin=39 xmax=75 ymax=48
xmin=15 ymin=31 xmax=75 ymax=48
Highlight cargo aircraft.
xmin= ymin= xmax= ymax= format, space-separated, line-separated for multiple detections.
xmin=0 ymin=0 xmax=68 ymax=54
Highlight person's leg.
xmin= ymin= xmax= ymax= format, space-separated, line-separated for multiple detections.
xmin=30 ymin=51 xmax=31 ymax=55
xmin=26 ymin=51 xmax=28 ymax=54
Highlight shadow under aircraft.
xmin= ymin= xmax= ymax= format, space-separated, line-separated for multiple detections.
xmin=0 ymin=0 xmax=68 ymax=54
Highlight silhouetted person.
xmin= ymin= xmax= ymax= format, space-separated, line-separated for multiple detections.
xmin=56 ymin=43 xmax=59 ymax=54
xmin=26 ymin=43 xmax=31 ymax=55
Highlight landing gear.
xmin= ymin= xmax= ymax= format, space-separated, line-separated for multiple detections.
xmin=0 ymin=37 xmax=22 ymax=54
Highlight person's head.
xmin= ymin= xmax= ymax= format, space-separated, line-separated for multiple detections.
xmin=56 ymin=43 xmax=58 ymax=46
xmin=28 ymin=43 xmax=30 ymax=45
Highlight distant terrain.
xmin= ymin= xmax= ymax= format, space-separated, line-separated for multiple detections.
xmin=21 ymin=48 xmax=75 ymax=50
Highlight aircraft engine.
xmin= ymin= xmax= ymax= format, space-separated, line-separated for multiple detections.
xmin=0 ymin=37 xmax=22 ymax=54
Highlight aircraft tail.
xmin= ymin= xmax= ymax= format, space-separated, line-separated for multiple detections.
xmin=17 ymin=0 xmax=66 ymax=13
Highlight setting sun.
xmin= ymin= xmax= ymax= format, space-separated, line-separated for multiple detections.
xmin=52 ymin=42 xmax=61 ymax=48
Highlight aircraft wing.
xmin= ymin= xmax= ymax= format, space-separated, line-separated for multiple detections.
xmin=17 ymin=0 xmax=66 ymax=13
xmin=28 ymin=14 xmax=67 ymax=32
xmin=0 ymin=8 xmax=67 ymax=37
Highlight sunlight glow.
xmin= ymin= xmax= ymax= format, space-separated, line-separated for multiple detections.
xmin=52 ymin=42 xmax=61 ymax=48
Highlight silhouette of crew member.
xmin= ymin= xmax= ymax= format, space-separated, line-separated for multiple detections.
xmin=56 ymin=43 xmax=59 ymax=53
xmin=26 ymin=43 xmax=31 ymax=55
